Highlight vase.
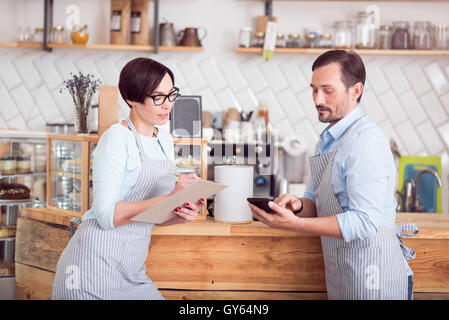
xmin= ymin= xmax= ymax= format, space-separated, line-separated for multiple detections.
xmin=74 ymin=104 xmax=90 ymax=135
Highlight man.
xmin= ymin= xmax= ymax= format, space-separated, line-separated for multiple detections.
xmin=249 ymin=50 xmax=417 ymax=300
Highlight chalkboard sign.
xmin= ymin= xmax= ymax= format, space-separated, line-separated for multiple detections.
xmin=170 ymin=95 xmax=202 ymax=138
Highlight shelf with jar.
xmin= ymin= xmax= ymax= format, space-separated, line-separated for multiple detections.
xmin=46 ymin=133 xmax=98 ymax=218
xmin=0 ymin=131 xmax=47 ymax=278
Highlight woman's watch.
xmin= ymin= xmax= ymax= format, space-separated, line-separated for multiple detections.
xmin=292 ymin=198 xmax=303 ymax=215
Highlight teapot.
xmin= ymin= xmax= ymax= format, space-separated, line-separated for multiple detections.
xmin=178 ymin=27 xmax=207 ymax=46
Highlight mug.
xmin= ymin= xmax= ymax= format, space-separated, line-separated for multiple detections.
xmin=178 ymin=27 xmax=207 ymax=46
xmin=211 ymin=111 xmax=224 ymax=130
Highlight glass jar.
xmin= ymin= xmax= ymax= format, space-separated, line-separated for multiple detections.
xmin=333 ymin=21 xmax=352 ymax=49
xmin=304 ymin=33 xmax=318 ymax=48
xmin=51 ymin=26 xmax=65 ymax=44
xmin=71 ymin=24 xmax=89 ymax=45
xmin=378 ymin=25 xmax=392 ymax=49
xmin=286 ymin=34 xmax=301 ymax=48
xmin=251 ymin=32 xmax=265 ymax=48
xmin=355 ymin=11 xmax=376 ymax=49
xmin=17 ymin=26 xmax=31 ymax=42
xmin=434 ymin=24 xmax=449 ymax=50
xmin=32 ymin=27 xmax=44 ymax=43
xmin=413 ymin=21 xmax=432 ymax=50
xmin=391 ymin=21 xmax=411 ymax=49
xmin=276 ymin=33 xmax=286 ymax=48
xmin=318 ymin=33 xmax=333 ymax=48
xmin=239 ymin=27 xmax=252 ymax=48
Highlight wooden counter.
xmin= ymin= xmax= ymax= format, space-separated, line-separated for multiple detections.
xmin=15 ymin=207 xmax=449 ymax=300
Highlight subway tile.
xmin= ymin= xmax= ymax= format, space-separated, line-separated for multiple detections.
xmin=215 ymin=88 xmax=242 ymax=111
xmin=0 ymin=53 xmax=22 ymax=90
xmin=235 ymin=88 xmax=258 ymax=113
xmin=296 ymin=90 xmax=318 ymax=124
xmin=7 ymin=113 xmax=28 ymax=131
xmin=381 ymin=62 xmax=411 ymax=95
xmin=195 ymin=87 xmax=221 ymax=113
xmin=178 ymin=60 xmax=207 ymax=92
xmin=158 ymin=58 xmax=187 ymax=89
xmin=27 ymin=114 xmax=46 ymax=131
xmin=437 ymin=122 xmax=449 ymax=150
xmin=55 ymin=55 xmax=79 ymax=80
xmin=75 ymin=55 xmax=104 ymax=84
xmin=239 ymin=58 xmax=268 ymax=93
xmin=218 ymin=60 xmax=248 ymax=93
xmin=259 ymin=61 xmax=288 ymax=93
xmin=199 ymin=57 xmax=227 ymax=93
xmin=398 ymin=91 xmax=427 ymax=125
xmin=359 ymin=90 xmax=387 ymax=124
xmin=377 ymin=121 xmax=406 ymax=155
xmin=51 ymin=88 xmax=75 ymax=122
xmin=10 ymin=85 xmax=37 ymax=122
xmin=279 ymin=60 xmax=309 ymax=94
xmin=365 ymin=63 xmax=390 ymax=95
xmin=420 ymin=91 xmax=448 ymax=126
xmin=34 ymin=53 xmax=63 ymax=91
xmin=31 ymin=85 xmax=61 ymax=122
xmin=403 ymin=63 xmax=432 ymax=97
xmin=277 ymin=89 xmax=305 ymax=124
xmin=0 ymin=82 xmax=19 ymax=121
xmin=424 ymin=62 xmax=449 ymax=95
xmin=416 ymin=120 xmax=445 ymax=155
xmin=377 ymin=90 xmax=407 ymax=125
xmin=95 ymin=55 xmax=119 ymax=86
xmin=396 ymin=121 xmax=425 ymax=155
xmin=440 ymin=92 xmax=449 ymax=114
xmin=13 ymin=53 xmax=42 ymax=91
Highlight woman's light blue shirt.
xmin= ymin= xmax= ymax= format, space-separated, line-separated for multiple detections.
xmin=82 ymin=123 xmax=175 ymax=229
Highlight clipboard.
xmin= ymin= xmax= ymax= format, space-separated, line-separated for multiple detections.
xmin=130 ymin=180 xmax=228 ymax=224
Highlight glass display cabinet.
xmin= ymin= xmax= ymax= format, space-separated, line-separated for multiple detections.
xmin=0 ymin=130 xmax=46 ymax=280
xmin=46 ymin=133 xmax=98 ymax=217
xmin=173 ymin=138 xmax=208 ymax=219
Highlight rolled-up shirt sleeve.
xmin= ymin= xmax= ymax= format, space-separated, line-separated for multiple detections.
xmin=303 ymin=176 xmax=316 ymax=202
xmin=336 ymin=133 xmax=392 ymax=242
xmin=91 ymin=127 xmax=127 ymax=229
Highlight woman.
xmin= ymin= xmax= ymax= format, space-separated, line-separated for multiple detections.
xmin=52 ymin=58 xmax=205 ymax=300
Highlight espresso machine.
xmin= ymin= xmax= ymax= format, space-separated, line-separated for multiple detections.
xmin=207 ymin=134 xmax=278 ymax=197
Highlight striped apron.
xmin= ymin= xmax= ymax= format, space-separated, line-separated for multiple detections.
xmin=310 ymin=116 xmax=418 ymax=300
xmin=51 ymin=118 xmax=176 ymax=300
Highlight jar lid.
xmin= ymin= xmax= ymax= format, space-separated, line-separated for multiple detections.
xmin=73 ymin=24 xmax=88 ymax=30
xmin=320 ymin=33 xmax=332 ymax=39
xmin=288 ymin=33 xmax=300 ymax=39
xmin=380 ymin=25 xmax=392 ymax=30
xmin=34 ymin=28 xmax=44 ymax=32
xmin=255 ymin=32 xmax=265 ymax=37
xmin=52 ymin=26 xmax=64 ymax=31
xmin=306 ymin=33 xmax=317 ymax=39
xmin=277 ymin=33 xmax=285 ymax=38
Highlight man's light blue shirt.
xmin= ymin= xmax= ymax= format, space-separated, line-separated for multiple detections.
xmin=303 ymin=106 xmax=412 ymax=275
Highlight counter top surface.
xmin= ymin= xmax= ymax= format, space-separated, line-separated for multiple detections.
xmin=21 ymin=208 xmax=449 ymax=239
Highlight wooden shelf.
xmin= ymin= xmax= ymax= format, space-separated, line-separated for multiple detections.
xmin=0 ymin=42 xmax=204 ymax=52
xmin=0 ymin=42 xmax=42 ymax=48
xmin=235 ymin=47 xmax=449 ymax=56
xmin=48 ymin=43 xmax=204 ymax=52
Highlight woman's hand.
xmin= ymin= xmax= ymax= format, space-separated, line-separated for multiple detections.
xmin=170 ymin=173 xmax=200 ymax=195
xmin=158 ymin=197 xmax=207 ymax=226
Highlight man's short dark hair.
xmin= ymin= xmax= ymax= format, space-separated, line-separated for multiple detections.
xmin=119 ymin=57 xmax=175 ymax=108
xmin=312 ymin=50 xmax=366 ymax=103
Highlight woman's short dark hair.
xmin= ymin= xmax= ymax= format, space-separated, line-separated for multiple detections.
xmin=312 ymin=50 xmax=366 ymax=103
xmin=119 ymin=57 xmax=175 ymax=108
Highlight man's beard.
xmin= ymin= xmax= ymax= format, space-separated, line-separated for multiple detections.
xmin=316 ymin=105 xmax=343 ymax=123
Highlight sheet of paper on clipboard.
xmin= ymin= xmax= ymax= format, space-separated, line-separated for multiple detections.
xmin=130 ymin=180 xmax=228 ymax=224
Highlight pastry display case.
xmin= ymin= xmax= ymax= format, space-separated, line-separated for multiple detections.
xmin=173 ymin=138 xmax=208 ymax=219
xmin=46 ymin=133 xmax=98 ymax=217
xmin=0 ymin=130 xmax=47 ymax=279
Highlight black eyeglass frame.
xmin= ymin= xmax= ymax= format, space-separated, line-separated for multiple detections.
xmin=147 ymin=87 xmax=180 ymax=106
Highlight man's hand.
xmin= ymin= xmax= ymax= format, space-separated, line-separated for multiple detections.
xmin=248 ymin=201 xmax=300 ymax=231
xmin=273 ymin=193 xmax=303 ymax=212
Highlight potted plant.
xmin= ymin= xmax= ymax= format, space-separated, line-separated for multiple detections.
xmin=60 ymin=72 xmax=101 ymax=135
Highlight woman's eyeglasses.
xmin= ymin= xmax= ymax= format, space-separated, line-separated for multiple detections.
xmin=147 ymin=87 xmax=179 ymax=106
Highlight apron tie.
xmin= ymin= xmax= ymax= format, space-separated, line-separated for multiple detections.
xmin=69 ymin=217 xmax=82 ymax=237
xmin=397 ymin=223 xmax=419 ymax=260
